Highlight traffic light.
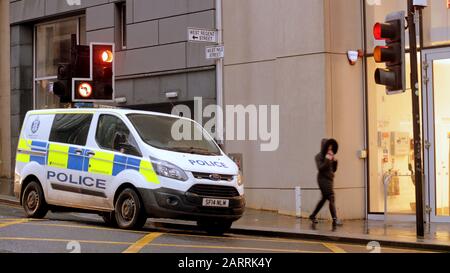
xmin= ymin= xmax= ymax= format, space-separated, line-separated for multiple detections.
xmin=73 ymin=43 xmax=115 ymax=102
xmin=373 ymin=11 xmax=406 ymax=95
xmin=53 ymin=63 xmax=72 ymax=103
xmin=54 ymin=35 xmax=91 ymax=104
xmin=73 ymin=45 xmax=90 ymax=79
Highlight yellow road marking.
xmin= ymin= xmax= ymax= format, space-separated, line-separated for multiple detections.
xmin=165 ymin=232 xmax=322 ymax=245
xmin=0 ymin=219 xmax=29 ymax=228
xmin=123 ymin=232 xmax=163 ymax=253
xmin=0 ymin=237 xmax=132 ymax=245
xmin=24 ymin=222 xmax=148 ymax=234
xmin=150 ymin=243 xmax=328 ymax=253
xmin=323 ymin=243 xmax=347 ymax=253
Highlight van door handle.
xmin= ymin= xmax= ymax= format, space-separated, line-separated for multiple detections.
xmin=74 ymin=149 xmax=83 ymax=156
xmin=87 ymin=151 xmax=96 ymax=158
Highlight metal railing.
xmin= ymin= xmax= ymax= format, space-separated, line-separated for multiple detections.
xmin=383 ymin=171 xmax=415 ymax=223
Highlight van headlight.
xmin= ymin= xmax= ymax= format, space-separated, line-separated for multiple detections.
xmin=237 ymin=172 xmax=243 ymax=186
xmin=150 ymin=157 xmax=188 ymax=181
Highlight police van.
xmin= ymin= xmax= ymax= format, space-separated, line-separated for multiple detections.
xmin=14 ymin=108 xmax=245 ymax=233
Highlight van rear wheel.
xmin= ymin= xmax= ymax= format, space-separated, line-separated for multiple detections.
xmin=22 ymin=181 xmax=48 ymax=219
xmin=115 ymin=188 xmax=147 ymax=230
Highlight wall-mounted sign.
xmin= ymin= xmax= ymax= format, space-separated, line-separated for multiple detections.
xmin=206 ymin=45 xmax=224 ymax=60
xmin=188 ymin=28 xmax=218 ymax=43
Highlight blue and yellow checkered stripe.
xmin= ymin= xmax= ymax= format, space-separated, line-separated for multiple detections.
xmin=16 ymin=139 xmax=48 ymax=165
xmin=17 ymin=139 xmax=159 ymax=184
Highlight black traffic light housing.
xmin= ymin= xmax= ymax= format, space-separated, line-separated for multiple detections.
xmin=53 ymin=63 xmax=72 ymax=103
xmin=373 ymin=11 xmax=406 ymax=95
xmin=53 ymin=34 xmax=115 ymax=104
xmin=73 ymin=43 xmax=115 ymax=102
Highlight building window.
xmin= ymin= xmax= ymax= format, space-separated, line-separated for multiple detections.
xmin=119 ymin=2 xmax=127 ymax=50
xmin=34 ymin=16 xmax=86 ymax=109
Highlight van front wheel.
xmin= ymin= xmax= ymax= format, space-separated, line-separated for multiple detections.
xmin=101 ymin=212 xmax=117 ymax=227
xmin=115 ymin=188 xmax=147 ymax=230
xmin=22 ymin=181 xmax=48 ymax=219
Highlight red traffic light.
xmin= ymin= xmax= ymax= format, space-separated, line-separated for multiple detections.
xmin=373 ymin=23 xmax=383 ymax=40
xmin=373 ymin=22 xmax=399 ymax=41
xmin=78 ymin=82 xmax=93 ymax=98
xmin=101 ymin=50 xmax=113 ymax=63
xmin=372 ymin=11 xmax=405 ymax=94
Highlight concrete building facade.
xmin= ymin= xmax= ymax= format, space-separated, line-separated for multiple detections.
xmin=1 ymin=0 xmax=12 ymax=194
xmin=1 ymin=0 xmax=450 ymax=223
xmin=222 ymin=0 xmax=450 ymax=223
xmin=222 ymin=0 xmax=366 ymax=220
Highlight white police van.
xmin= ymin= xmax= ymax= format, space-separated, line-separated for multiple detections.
xmin=14 ymin=108 xmax=245 ymax=233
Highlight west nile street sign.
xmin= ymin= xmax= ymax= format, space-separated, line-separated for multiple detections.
xmin=206 ymin=45 xmax=225 ymax=60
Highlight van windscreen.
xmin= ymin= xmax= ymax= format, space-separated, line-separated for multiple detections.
xmin=127 ymin=114 xmax=221 ymax=156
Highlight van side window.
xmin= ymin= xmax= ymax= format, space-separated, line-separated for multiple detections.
xmin=96 ymin=114 xmax=141 ymax=157
xmin=49 ymin=114 xmax=93 ymax=146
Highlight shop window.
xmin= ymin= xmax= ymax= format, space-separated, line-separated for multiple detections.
xmin=366 ymin=54 xmax=422 ymax=214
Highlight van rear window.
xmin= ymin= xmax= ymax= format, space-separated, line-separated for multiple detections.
xmin=49 ymin=114 xmax=93 ymax=146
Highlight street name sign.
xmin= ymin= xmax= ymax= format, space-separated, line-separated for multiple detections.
xmin=206 ymin=45 xmax=224 ymax=60
xmin=188 ymin=28 xmax=218 ymax=43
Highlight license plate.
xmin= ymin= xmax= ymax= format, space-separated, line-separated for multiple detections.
xmin=202 ymin=198 xmax=230 ymax=208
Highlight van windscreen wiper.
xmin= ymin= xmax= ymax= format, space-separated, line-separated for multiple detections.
xmin=170 ymin=147 xmax=218 ymax=156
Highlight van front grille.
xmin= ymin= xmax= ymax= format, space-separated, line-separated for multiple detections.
xmin=192 ymin=172 xmax=234 ymax=182
xmin=187 ymin=184 xmax=240 ymax=198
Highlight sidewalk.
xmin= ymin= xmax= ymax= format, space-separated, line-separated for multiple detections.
xmin=231 ymin=209 xmax=450 ymax=251
xmin=1 ymin=194 xmax=449 ymax=251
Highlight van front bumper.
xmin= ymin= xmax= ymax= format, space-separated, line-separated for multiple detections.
xmin=137 ymin=187 xmax=245 ymax=222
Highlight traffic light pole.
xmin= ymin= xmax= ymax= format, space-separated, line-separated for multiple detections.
xmin=407 ymin=0 xmax=425 ymax=238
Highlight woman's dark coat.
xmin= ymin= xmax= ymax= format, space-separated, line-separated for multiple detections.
xmin=315 ymin=138 xmax=339 ymax=197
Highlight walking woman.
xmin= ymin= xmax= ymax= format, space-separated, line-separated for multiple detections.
xmin=309 ymin=138 xmax=343 ymax=227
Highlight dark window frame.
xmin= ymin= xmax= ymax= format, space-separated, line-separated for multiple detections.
xmin=119 ymin=2 xmax=127 ymax=50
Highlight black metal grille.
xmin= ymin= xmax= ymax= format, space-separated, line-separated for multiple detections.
xmin=192 ymin=172 xmax=234 ymax=182
xmin=187 ymin=184 xmax=240 ymax=198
